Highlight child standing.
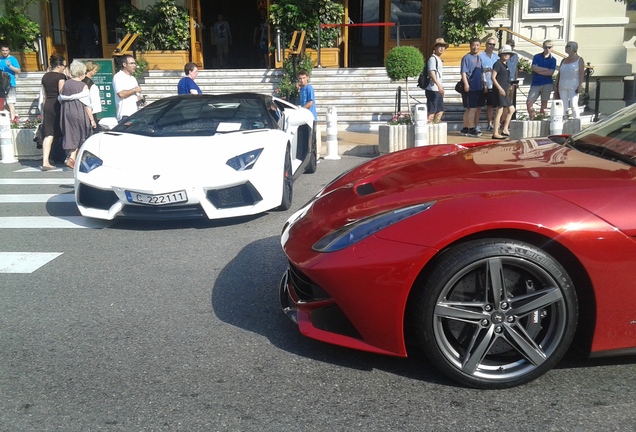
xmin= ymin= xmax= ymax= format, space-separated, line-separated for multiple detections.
xmin=298 ymin=69 xmax=317 ymax=121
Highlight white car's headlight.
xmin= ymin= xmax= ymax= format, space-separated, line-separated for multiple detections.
xmin=312 ymin=201 xmax=436 ymax=253
xmin=227 ymin=148 xmax=263 ymax=171
xmin=79 ymin=151 xmax=103 ymax=173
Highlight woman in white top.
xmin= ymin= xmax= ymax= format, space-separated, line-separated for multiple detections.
xmin=555 ymin=41 xmax=585 ymax=119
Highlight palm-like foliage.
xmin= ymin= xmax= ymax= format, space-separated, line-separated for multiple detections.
xmin=442 ymin=0 xmax=516 ymax=46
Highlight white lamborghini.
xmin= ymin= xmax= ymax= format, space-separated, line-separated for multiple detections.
xmin=74 ymin=93 xmax=318 ymax=220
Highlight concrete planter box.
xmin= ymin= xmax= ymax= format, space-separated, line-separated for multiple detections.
xmin=12 ymin=128 xmax=42 ymax=160
xmin=379 ymin=123 xmax=448 ymax=154
xmin=509 ymin=119 xmax=582 ymax=140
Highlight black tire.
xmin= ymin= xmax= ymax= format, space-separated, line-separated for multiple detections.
xmin=305 ymin=124 xmax=318 ymax=174
xmin=411 ymin=239 xmax=578 ymax=389
xmin=277 ymin=145 xmax=293 ymax=211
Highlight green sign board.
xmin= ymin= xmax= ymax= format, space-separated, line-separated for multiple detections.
xmin=76 ymin=58 xmax=116 ymax=118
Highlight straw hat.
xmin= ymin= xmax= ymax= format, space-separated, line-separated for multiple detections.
xmin=499 ymin=44 xmax=515 ymax=55
xmin=433 ymin=38 xmax=449 ymax=48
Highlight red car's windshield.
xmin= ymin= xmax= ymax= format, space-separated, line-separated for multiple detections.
xmin=573 ymin=104 xmax=636 ymax=160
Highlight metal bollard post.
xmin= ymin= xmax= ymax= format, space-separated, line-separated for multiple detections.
xmin=324 ymin=106 xmax=340 ymax=160
xmin=0 ymin=111 xmax=17 ymax=164
xmin=550 ymin=99 xmax=564 ymax=135
xmin=413 ymin=104 xmax=428 ymax=147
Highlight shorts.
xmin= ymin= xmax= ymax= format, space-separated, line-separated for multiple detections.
xmin=217 ymin=40 xmax=229 ymax=56
xmin=527 ymin=84 xmax=553 ymax=102
xmin=483 ymin=89 xmax=493 ymax=106
xmin=462 ymin=90 xmax=484 ymax=109
xmin=5 ymin=87 xmax=16 ymax=104
xmin=425 ymin=90 xmax=444 ymax=114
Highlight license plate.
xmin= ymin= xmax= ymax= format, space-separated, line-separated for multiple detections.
xmin=125 ymin=190 xmax=188 ymax=206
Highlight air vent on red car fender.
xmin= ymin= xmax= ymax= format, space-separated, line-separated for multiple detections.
xmin=355 ymin=183 xmax=376 ymax=196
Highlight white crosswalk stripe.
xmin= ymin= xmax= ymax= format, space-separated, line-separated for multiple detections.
xmin=0 ymin=178 xmax=75 ymax=185
xmin=0 ymin=171 xmax=111 ymax=273
xmin=0 ymin=252 xmax=63 ymax=273
xmin=0 ymin=194 xmax=75 ymax=203
xmin=0 ymin=216 xmax=111 ymax=229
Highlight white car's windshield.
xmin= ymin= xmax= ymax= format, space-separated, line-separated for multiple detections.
xmin=111 ymin=94 xmax=277 ymax=137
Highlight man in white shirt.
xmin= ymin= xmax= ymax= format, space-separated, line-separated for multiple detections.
xmin=112 ymin=55 xmax=143 ymax=121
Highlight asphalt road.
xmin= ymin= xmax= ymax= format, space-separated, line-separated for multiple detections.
xmin=1 ymin=157 xmax=635 ymax=431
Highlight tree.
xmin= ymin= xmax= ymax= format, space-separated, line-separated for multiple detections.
xmin=385 ymin=46 xmax=424 ymax=114
xmin=0 ymin=0 xmax=40 ymax=52
xmin=442 ymin=0 xmax=516 ymax=46
xmin=269 ymin=0 xmax=344 ymax=49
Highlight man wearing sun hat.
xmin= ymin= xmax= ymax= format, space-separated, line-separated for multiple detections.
xmin=424 ymin=37 xmax=448 ymax=123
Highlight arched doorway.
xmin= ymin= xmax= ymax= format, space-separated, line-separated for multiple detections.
xmin=200 ymin=0 xmax=265 ymax=68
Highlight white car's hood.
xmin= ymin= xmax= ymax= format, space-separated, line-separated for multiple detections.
xmin=85 ymin=129 xmax=283 ymax=170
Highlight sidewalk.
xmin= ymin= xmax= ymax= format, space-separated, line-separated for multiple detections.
xmin=319 ymin=129 xmax=488 ymax=157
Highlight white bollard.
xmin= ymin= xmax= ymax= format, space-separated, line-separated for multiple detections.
xmin=0 ymin=111 xmax=17 ymax=164
xmin=324 ymin=106 xmax=340 ymax=160
xmin=413 ymin=104 xmax=428 ymax=147
xmin=550 ymin=99 xmax=564 ymax=135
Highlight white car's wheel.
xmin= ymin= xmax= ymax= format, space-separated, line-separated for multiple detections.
xmin=277 ymin=145 xmax=293 ymax=211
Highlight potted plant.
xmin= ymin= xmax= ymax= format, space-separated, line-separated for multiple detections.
xmin=0 ymin=0 xmax=41 ymax=71
xmin=118 ymin=0 xmax=190 ymax=70
xmin=379 ymin=46 xmax=424 ymax=153
xmin=269 ymin=0 xmax=344 ymax=67
xmin=441 ymin=0 xmax=516 ymax=65
xmin=273 ymin=54 xmax=313 ymax=103
xmin=10 ymin=115 xmax=41 ymax=160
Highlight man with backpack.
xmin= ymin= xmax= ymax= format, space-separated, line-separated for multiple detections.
xmin=419 ymin=38 xmax=448 ymax=123
xmin=1 ymin=44 xmax=21 ymax=122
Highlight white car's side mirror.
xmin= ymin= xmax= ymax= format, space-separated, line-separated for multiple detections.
xmin=98 ymin=117 xmax=119 ymax=131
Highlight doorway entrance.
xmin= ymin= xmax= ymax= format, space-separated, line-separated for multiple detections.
xmin=200 ymin=0 xmax=264 ymax=69
xmin=62 ymin=0 xmax=102 ymax=62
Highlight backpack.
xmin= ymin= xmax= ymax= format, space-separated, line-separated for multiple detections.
xmin=0 ymin=71 xmax=10 ymax=97
xmin=417 ymin=56 xmax=439 ymax=90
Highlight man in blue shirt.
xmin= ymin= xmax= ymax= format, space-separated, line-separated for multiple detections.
xmin=298 ymin=69 xmax=317 ymax=121
xmin=0 ymin=44 xmax=21 ymax=122
xmin=526 ymin=40 xmax=557 ymax=119
xmin=460 ymin=38 xmax=484 ymax=137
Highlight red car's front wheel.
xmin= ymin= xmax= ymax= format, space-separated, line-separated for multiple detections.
xmin=412 ymin=239 xmax=579 ymax=389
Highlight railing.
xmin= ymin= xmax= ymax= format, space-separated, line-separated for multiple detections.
xmin=112 ymin=33 xmax=139 ymax=57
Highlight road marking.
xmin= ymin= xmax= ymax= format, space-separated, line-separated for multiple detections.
xmin=0 ymin=252 xmax=63 ymax=273
xmin=15 ymin=167 xmax=71 ymax=173
xmin=0 ymin=178 xmax=74 ymax=185
xmin=0 ymin=194 xmax=75 ymax=203
xmin=0 ymin=216 xmax=111 ymax=229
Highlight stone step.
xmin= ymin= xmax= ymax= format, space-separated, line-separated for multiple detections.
xmin=10 ymin=67 xmax=534 ymax=127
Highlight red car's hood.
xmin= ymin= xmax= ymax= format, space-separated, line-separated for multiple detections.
xmin=310 ymin=139 xmax=636 ymax=234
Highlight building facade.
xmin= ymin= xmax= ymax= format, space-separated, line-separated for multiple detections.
xmin=8 ymin=0 xmax=635 ymax=112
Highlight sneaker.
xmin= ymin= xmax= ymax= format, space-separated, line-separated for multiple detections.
xmin=468 ymin=128 xmax=482 ymax=137
xmin=486 ymin=124 xmax=494 ymax=131
xmin=474 ymin=126 xmax=482 ymax=134
xmin=460 ymin=127 xmax=469 ymax=136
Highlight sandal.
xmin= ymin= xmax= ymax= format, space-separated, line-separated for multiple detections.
xmin=65 ymin=158 xmax=75 ymax=169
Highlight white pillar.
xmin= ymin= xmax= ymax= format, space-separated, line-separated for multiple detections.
xmin=413 ymin=104 xmax=428 ymax=147
xmin=550 ymin=99 xmax=564 ymax=135
xmin=324 ymin=106 xmax=340 ymax=160
xmin=0 ymin=111 xmax=16 ymax=164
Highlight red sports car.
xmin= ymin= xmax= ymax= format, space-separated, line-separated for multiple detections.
xmin=280 ymin=104 xmax=636 ymax=389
